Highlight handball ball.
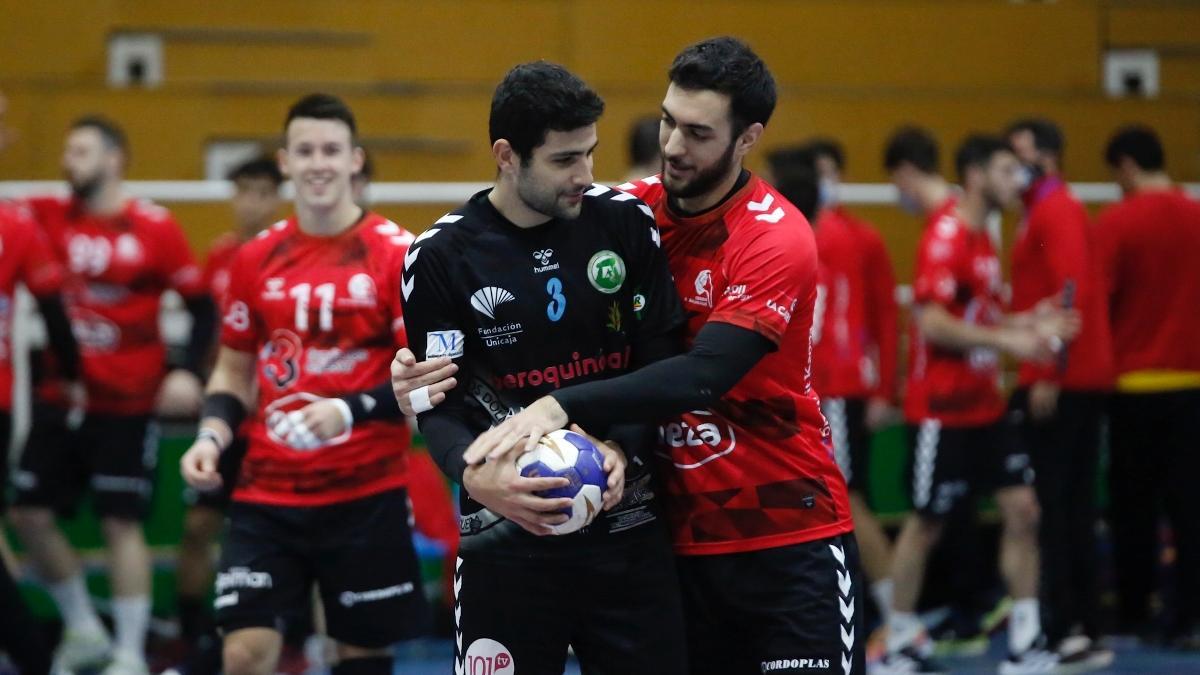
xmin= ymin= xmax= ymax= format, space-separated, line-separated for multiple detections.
xmin=516 ymin=429 xmax=608 ymax=535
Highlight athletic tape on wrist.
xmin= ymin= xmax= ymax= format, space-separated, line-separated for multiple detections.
xmin=196 ymin=428 xmax=226 ymax=452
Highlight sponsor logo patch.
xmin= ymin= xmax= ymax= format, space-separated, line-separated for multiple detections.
xmin=426 ymin=330 xmax=465 ymax=358
xmin=463 ymin=638 xmax=514 ymax=675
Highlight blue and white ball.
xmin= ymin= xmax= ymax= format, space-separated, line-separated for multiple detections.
xmin=516 ymin=429 xmax=607 ymax=535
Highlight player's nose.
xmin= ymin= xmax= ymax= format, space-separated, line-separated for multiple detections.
xmin=662 ymin=128 xmax=686 ymax=159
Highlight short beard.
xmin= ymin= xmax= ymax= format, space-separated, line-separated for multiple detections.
xmin=663 ymin=138 xmax=737 ymax=201
xmin=69 ymin=174 xmax=103 ymax=201
xmin=516 ymin=164 xmax=582 ymax=221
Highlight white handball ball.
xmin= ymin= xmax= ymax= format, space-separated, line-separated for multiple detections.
xmin=516 ymin=429 xmax=608 ymax=535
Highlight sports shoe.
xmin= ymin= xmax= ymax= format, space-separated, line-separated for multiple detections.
xmin=52 ymin=627 xmax=113 ymax=674
xmin=870 ymin=646 xmax=947 ymax=674
xmin=1049 ymin=635 xmax=1115 ymax=674
xmin=100 ymin=650 xmax=149 ymax=675
xmin=998 ymin=635 xmax=1060 ymax=674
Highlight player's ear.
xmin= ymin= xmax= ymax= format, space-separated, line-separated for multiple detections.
xmin=276 ymin=147 xmax=290 ymax=179
xmin=108 ymin=146 xmax=127 ymax=177
xmin=493 ymin=139 xmax=517 ymax=175
xmin=735 ymin=122 xmax=765 ymax=159
xmin=351 ymin=145 xmax=365 ymax=175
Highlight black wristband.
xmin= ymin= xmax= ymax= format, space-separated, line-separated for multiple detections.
xmin=339 ymin=381 xmax=403 ymax=423
xmin=200 ymin=391 xmax=246 ymax=433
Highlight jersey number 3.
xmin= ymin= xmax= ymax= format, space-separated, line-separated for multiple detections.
xmin=546 ymin=277 xmax=566 ymax=322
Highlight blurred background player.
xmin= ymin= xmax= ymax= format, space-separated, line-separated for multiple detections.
xmin=1004 ymin=118 xmax=1115 ymax=667
xmin=625 ymin=115 xmax=662 ymax=181
xmin=770 ymin=137 xmax=900 ymax=631
xmin=174 ymin=156 xmax=283 ymax=675
xmin=877 ymin=133 xmax=1078 ymax=674
xmin=0 ymin=89 xmax=76 ymax=675
xmin=885 ymin=126 xmax=956 ymax=221
xmin=1095 ymin=125 xmax=1200 ymax=649
xmin=180 ymin=93 xmax=427 ymax=675
xmin=9 ymin=115 xmax=216 ymax=675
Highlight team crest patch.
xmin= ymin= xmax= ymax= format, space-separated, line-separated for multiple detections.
xmin=587 ymin=250 xmax=625 ymax=294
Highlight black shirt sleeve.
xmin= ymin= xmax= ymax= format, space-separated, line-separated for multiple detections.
xmin=34 ymin=294 xmax=80 ymax=381
xmin=400 ymin=229 xmax=480 ymax=483
xmin=175 ymin=295 xmax=217 ymax=376
xmin=552 ymin=321 xmax=774 ymax=429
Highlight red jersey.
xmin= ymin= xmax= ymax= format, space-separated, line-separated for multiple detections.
xmin=220 ymin=213 xmax=414 ymax=507
xmin=28 ymin=196 xmax=205 ymax=415
xmin=618 ymin=173 xmax=853 ymax=556
xmin=0 ymin=201 xmax=66 ymax=410
xmin=811 ymin=206 xmax=899 ymax=401
xmin=1011 ymin=179 xmax=1113 ymax=391
xmin=1094 ymin=188 xmax=1200 ymax=382
xmin=905 ymin=198 xmax=1006 ymax=427
xmin=203 ymin=231 xmax=242 ymax=311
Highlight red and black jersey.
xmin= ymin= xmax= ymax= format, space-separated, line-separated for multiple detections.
xmin=0 ymin=200 xmax=66 ymax=410
xmin=220 ymin=212 xmax=414 ymax=507
xmin=203 ymin=231 xmax=242 ymax=312
xmin=1094 ymin=188 xmax=1200 ymax=380
xmin=28 ymin=196 xmax=205 ymax=415
xmin=619 ymin=173 xmax=853 ymax=556
xmin=1011 ymin=179 xmax=1113 ymax=391
xmin=811 ymin=206 xmax=899 ymax=401
xmin=904 ymin=198 xmax=1006 ymax=427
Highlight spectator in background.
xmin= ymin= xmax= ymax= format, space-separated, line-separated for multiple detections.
xmin=1095 ymin=125 xmax=1200 ymax=649
xmin=1005 ymin=118 xmax=1115 ymax=668
xmin=769 ymin=139 xmax=900 ymax=631
xmin=175 ymin=156 xmax=283 ymax=675
xmin=625 ymin=115 xmax=662 ymax=180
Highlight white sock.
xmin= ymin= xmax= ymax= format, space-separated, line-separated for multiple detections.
xmin=871 ymin=578 xmax=895 ymax=622
xmin=47 ymin=575 xmax=105 ymax=634
xmin=111 ymin=595 xmax=150 ymax=659
xmin=1009 ymin=598 xmax=1042 ymax=654
xmin=887 ymin=611 xmax=923 ymax=654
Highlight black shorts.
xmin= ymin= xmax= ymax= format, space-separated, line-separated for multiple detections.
xmin=453 ymin=525 xmax=686 ymax=675
xmin=905 ymin=415 xmax=1034 ymax=519
xmin=821 ymin=397 xmax=870 ymax=493
xmin=678 ymin=532 xmax=865 ymax=675
xmin=0 ymin=412 xmax=12 ymax=515
xmin=215 ymin=488 xmax=428 ymax=649
xmin=12 ymin=405 xmax=158 ymax=521
xmin=183 ymin=436 xmax=246 ymax=512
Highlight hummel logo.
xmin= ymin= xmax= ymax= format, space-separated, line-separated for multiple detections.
xmin=533 ymin=249 xmax=554 ymax=265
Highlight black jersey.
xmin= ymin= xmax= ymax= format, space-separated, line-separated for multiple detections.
xmin=401 ymin=185 xmax=684 ymax=556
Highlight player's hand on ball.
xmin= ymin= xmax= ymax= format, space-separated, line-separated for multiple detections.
xmin=391 ymin=347 xmax=458 ymax=416
xmin=181 ymin=437 xmax=223 ymax=491
xmin=464 ymin=395 xmax=569 ymax=465
xmin=463 ymin=444 xmax=572 ymax=536
xmin=568 ymin=425 xmax=625 ymax=511
xmin=156 ymin=368 xmax=204 ymax=418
